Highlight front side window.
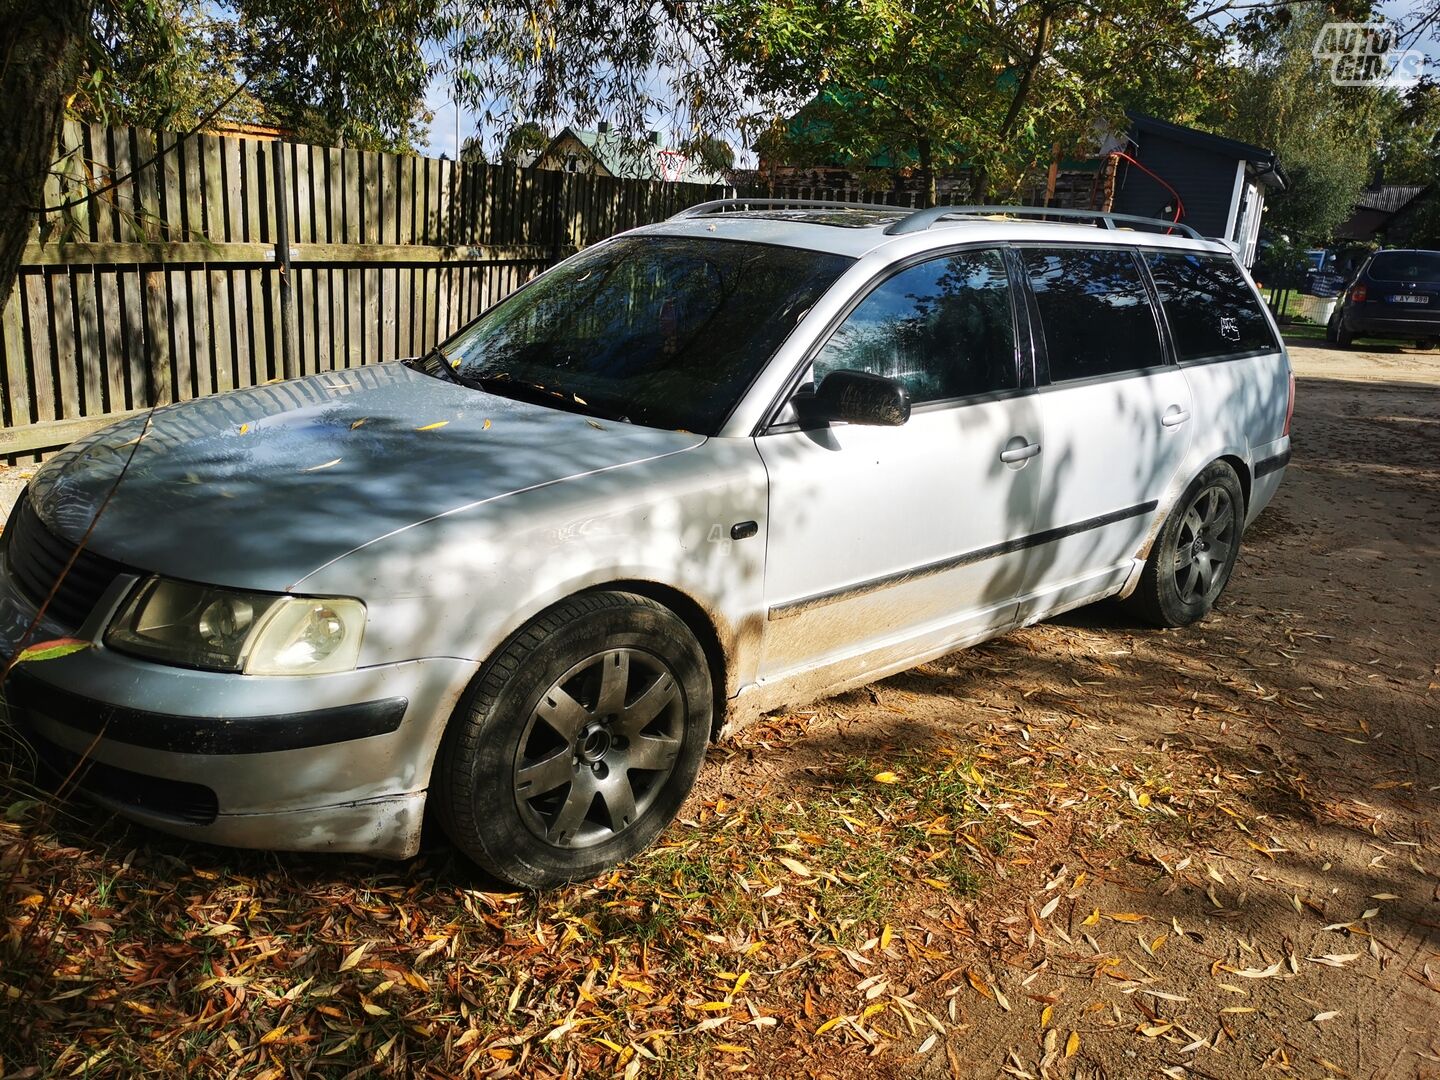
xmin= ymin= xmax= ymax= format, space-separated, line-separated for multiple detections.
xmin=1022 ymin=248 xmax=1165 ymax=381
xmin=434 ymin=236 xmax=853 ymax=434
xmin=1147 ymin=251 xmax=1278 ymax=361
xmin=812 ymin=249 xmax=1018 ymax=403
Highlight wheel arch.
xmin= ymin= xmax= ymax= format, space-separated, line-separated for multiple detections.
xmin=577 ymin=579 xmax=730 ymax=740
xmin=1218 ymin=453 xmax=1252 ymax=516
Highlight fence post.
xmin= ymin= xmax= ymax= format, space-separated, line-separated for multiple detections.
xmin=271 ymin=142 xmax=299 ymax=380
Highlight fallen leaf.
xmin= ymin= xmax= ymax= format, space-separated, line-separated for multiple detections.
xmin=14 ymin=638 xmax=91 ymax=664
xmin=1313 ymin=1011 xmax=1340 ymax=1023
xmin=338 ymin=943 xmax=370 ymax=972
xmin=305 ymin=458 xmax=342 ymax=471
xmin=873 ymin=771 xmax=901 ymax=784
xmin=777 ymin=857 xmax=812 ymax=878
xmin=1308 ymin=954 xmax=1360 ymax=967
xmin=416 ymin=420 xmax=449 ymax=431
xmin=1065 ymin=1031 xmax=1080 ymax=1058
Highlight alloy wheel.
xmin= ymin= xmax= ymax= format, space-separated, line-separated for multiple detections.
xmin=1171 ymin=484 xmax=1237 ymax=606
xmin=512 ymin=648 xmax=685 ymax=849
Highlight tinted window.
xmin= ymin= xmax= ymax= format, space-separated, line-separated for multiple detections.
xmin=440 ymin=237 xmax=852 ymax=434
xmin=812 ymin=249 xmax=1017 ymax=402
xmin=1023 ymin=248 xmax=1164 ymax=381
xmin=1367 ymin=251 xmax=1440 ymax=283
xmin=1146 ymin=252 xmax=1278 ymax=361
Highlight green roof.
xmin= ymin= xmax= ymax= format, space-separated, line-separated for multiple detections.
xmin=551 ymin=128 xmax=726 ymax=185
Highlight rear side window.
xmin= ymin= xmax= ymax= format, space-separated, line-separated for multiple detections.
xmin=813 ymin=249 xmax=1017 ymax=402
xmin=1367 ymin=251 xmax=1440 ymax=282
xmin=1146 ymin=252 xmax=1278 ymax=361
xmin=1022 ymin=248 xmax=1164 ymax=381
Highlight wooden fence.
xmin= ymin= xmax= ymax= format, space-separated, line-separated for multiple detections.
xmin=1 ymin=121 xmax=733 ymax=459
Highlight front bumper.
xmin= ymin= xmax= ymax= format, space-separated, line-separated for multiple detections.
xmin=0 ymin=558 xmax=477 ymax=859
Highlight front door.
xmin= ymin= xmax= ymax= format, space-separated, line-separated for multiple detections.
xmin=755 ymin=247 xmax=1044 ymax=686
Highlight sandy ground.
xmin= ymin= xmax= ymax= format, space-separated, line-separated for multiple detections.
xmin=0 ymin=339 xmax=1436 ymax=1078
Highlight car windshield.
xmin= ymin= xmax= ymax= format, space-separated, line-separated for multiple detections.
xmin=425 ymin=236 xmax=853 ymax=433
xmin=1368 ymin=251 xmax=1440 ymax=283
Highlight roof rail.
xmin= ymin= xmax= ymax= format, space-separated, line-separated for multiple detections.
xmin=883 ymin=205 xmax=1206 ymax=241
xmin=670 ymin=197 xmax=905 ymax=220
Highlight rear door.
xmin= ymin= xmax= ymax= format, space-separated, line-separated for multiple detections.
xmin=1014 ymin=245 xmax=1194 ymax=621
xmin=755 ymin=247 xmax=1043 ymax=685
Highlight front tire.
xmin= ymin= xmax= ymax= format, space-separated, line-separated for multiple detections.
xmin=435 ymin=591 xmax=712 ymax=888
xmin=1128 ymin=462 xmax=1245 ymax=628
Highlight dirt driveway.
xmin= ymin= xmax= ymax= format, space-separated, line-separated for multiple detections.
xmin=1 ymin=340 xmax=1437 ymax=1079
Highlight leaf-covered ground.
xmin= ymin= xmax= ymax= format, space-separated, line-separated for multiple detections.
xmin=1 ymin=343 xmax=1437 ymax=1079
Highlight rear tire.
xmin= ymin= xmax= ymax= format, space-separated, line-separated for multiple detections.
xmin=1128 ymin=462 xmax=1245 ymax=628
xmin=435 ymin=591 xmax=712 ymax=888
xmin=1335 ymin=323 xmax=1356 ymax=347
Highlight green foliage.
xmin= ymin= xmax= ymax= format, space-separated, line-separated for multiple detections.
xmin=685 ymin=135 xmax=735 ymax=174
xmin=707 ymin=0 xmax=1224 ymax=202
xmin=1205 ymin=9 xmax=1385 ymax=243
xmin=501 ymin=120 xmax=550 ymax=162
xmin=69 ymin=0 xmax=435 ymax=151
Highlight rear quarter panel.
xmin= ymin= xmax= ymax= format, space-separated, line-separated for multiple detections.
xmin=1177 ymin=347 xmax=1292 ymax=524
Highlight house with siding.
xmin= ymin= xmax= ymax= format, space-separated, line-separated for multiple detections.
xmin=1109 ymin=113 xmax=1286 ymax=268
xmin=534 ymin=125 xmax=726 ymax=185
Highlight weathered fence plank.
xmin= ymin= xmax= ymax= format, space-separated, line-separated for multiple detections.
xmin=3 ymin=121 xmax=732 ymax=458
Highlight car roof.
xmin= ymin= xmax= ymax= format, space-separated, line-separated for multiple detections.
xmin=639 ymin=206 xmax=1236 ymax=261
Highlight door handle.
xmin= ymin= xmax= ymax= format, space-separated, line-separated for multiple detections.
xmin=1000 ymin=440 xmax=1042 ymax=463
xmin=1161 ymin=406 xmax=1191 ymax=428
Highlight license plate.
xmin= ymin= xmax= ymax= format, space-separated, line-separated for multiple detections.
xmin=1389 ymin=294 xmax=1430 ymax=304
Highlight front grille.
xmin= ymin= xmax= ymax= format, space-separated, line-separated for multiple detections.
xmin=26 ymin=724 xmax=219 ymax=825
xmin=3 ymin=494 xmax=126 ymax=630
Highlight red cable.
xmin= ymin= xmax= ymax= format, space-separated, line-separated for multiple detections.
xmin=1108 ymin=150 xmax=1186 ymax=226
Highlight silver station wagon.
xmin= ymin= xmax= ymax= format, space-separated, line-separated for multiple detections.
xmin=0 ymin=202 xmax=1293 ymax=887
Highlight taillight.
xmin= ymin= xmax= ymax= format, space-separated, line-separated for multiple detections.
xmin=1350 ymin=283 xmax=1368 ymax=303
xmin=1283 ymin=369 xmax=1296 ymax=437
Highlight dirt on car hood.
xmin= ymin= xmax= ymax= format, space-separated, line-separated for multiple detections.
xmin=26 ymin=364 xmax=704 ymax=592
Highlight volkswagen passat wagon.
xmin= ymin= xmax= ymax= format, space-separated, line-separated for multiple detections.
xmin=0 ymin=202 xmax=1293 ymax=887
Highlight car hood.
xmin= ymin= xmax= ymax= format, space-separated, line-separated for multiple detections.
xmin=27 ymin=364 xmax=704 ymax=591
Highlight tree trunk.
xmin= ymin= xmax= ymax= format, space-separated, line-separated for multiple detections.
xmin=0 ymin=0 xmax=92 ymax=313
xmin=916 ymin=135 xmax=936 ymax=209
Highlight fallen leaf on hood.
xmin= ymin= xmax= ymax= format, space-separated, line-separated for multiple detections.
xmin=415 ymin=420 xmax=449 ymax=431
xmin=305 ymin=458 xmax=341 ymax=471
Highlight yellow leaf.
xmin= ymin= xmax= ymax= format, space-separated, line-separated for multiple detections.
xmin=305 ymin=458 xmax=342 ymax=472
xmin=1108 ymin=912 xmax=1147 ymax=923
xmin=1081 ymin=909 xmax=1101 ymax=926
xmin=873 ymin=771 xmax=901 ymax=784
xmin=415 ymin=420 xmax=449 ymax=431
xmin=350 ymin=418 xmax=367 ymax=429
xmin=879 ymin=925 xmax=894 ymax=950
xmin=1065 ymin=1031 xmax=1080 ymax=1058
xmin=238 ymin=423 xmax=250 ymax=434
xmin=1040 ymin=1005 xmax=1054 ymax=1027
xmin=482 ymin=418 xmax=492 ymax=429
xmin=338 ymin=943 xmax=369 ymax=971
xmin=1220 ymin=1006 xmax=1257 ymax=1014
xmin=815 ymin=1016 xmax=846 ymax=1035
xmin=714 ymin=1044 xmax=751 ymax=1054
xmin=203 ymin=923 xmax=241 ymax=937
xmin=778 ymin=857 xmax=812 ymax=878
xmin=965 ymin=970 xmax=993 ymax=999
xmin=259 ymin=1025 xmax=288 ymax=1045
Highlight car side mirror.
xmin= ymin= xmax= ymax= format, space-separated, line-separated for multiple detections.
xmin=805 ymin=369 xmax=911 ymax=427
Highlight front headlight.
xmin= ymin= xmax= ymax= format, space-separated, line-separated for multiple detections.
xmin=105 ymin=578 xmax=366 ymax=675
